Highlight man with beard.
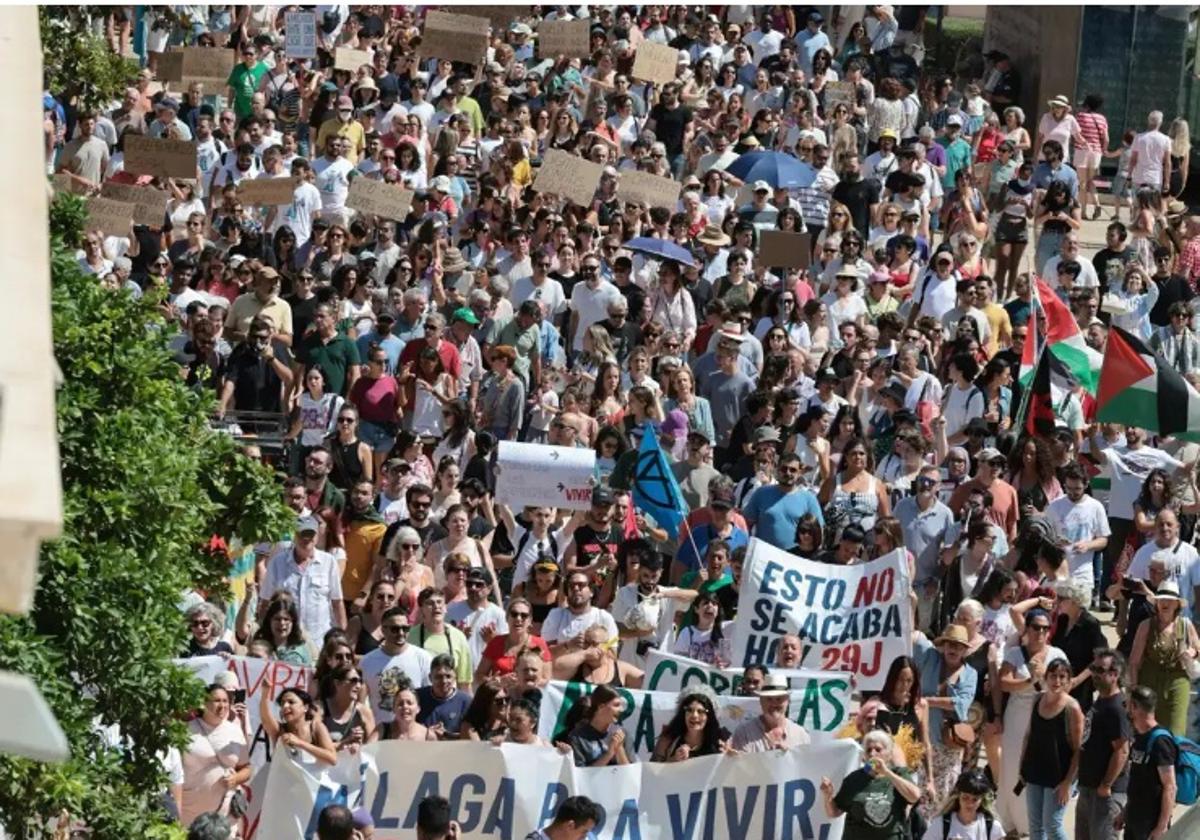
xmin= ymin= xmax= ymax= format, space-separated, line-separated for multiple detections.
xmin=445 ymin=568 xmax=507 ymax=669
xmin=832 ymin=151 xmax=881 ymax=235
xmin=295 ymin=304 xmax=360 ymax=396
xmin=360 ymin=606 xmax=433 ymax=727
xmin=340 ymin=480 xmax=387 ymax=614
xmin=542 ymin=569 xmax=619 ymax=668
xmin=381 ymin=483 xmax=448 ymax=555
xmin=611 ymin=551 xmax=697 ymax=669
xmin=302 ymin=446 xmax=345 ymax=515
xmin=216 ymin=315 xmax=294 ymax=420
xmin=211 ymin=142 xmax=261 ymax=191
xmin=560 ymin=488 xmax=622 ymax=591
xmin=259 ymin=515 xmax=346 ymax=643
xmin=1075 ymin=648 xmax=1132 ymax=840
xmin=743 ymin=454 xmax=824 ymax=550
xmin=410 ymin=588 xmax=473 ymax=690
xmin=1046 ymin=463 xmax=1110 ymax=599
xmin=731 ymin=672 xmax=812 ymax=751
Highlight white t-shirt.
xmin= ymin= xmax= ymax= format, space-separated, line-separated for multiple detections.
xmin=1104 ymin=445 xmax=1184 ymax=520
xmin=1130 ymin=130 xmax=1172 ymax=187
xmin=903 ymin=372 xmax=944 ymax=411
xmin=942 ymin=384 xmax=986 ymax=440
xmin=611 ymin=584 xmax=684 ymax=668
xmin=509 ymin=523 xmax=570 ymax=587
xmin=312 ymin=156 xmax=355 ymax=212
xmin=916 ymin=272 xmax=959 ymax=321
xmin=1127 ymin=539 xmax=1200 ymax=613
xmin=1046 ymin=494 xmax=1111 ymax=585
xmin=281 ymin=181 xmax=322 ymax=247
xmin=920 ymin=812 xmax=1006 ymax=840
xmin=511 ymin=275 xmax=567 ymax=316
xmin=569 ymin=280 xmax=620 ymax=352
xmin=540 ymin=605 xmax=618 ymax=645
xmin=360 ymin=644 xmax=434 ymax=724
xmin=1042 ymin=254 xmax=1100 ymax=290
xmin=445 ymin=600 xmax=508 ymax=668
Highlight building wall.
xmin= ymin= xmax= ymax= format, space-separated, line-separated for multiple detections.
xmin=983 ymin=6 xmax=1082 ymax=126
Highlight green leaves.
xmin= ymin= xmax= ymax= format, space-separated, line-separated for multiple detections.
xmin=39 ymin=8 xmax=140 ymax=112
xmin=0 ymin=193 xmax=289 ymax=834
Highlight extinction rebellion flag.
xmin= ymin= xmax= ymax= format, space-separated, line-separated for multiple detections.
xmin=1096 ymin=325 xmax=1200 ymax=435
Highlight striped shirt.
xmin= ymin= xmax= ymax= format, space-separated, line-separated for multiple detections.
xmin=1076 ymin=111 xmax=1108 ymax=153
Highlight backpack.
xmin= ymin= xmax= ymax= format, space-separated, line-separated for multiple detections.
xmin=942 ymin=811 xmax=994 ymax=840
xmin=1147 ymin=727 xmax=1200 ymax=806
xmin=516 ymin=528 xmax=559 ymax=564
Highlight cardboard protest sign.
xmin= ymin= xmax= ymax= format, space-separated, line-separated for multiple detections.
xmin=236 ymin=176 xmax=300 ymax=207
xmin=334 ymin=47 xmax=373 ymax=73
xmin=284 ymin=11 xmax=317 ymax=60
xmin=178 ymin=655 xmax=313 ymax=770
xmin=51 ymin=173 xmax=89 ymax=196
xmin=631 ymin=41 xmax=679 ymax=85
xmin=99 ymin=182 xmax=170 ymax=228
xmin=85 ymin=196 xmax=135 ymax=235
xmin=345 ymin=178 xmax=414 ymax=220
xmin=496 ymin=440 xmax=596 ymax=510
xmin=256 ymin=739 xmax=859 ymax=840
xmin=124 ymin=135 xmax=197 ymax=180
xmin=759 ymin=230 xmax=811 ymax=269
xmin=823 ymin=80 xmax=857 ymax=113
xmin=539 ymin=679 xmax=850 ymax=760
xmin=729 ymin=540 xmax=912 ymax=691
xmin=538 ymin=18 xmax=591 ymax=59
xmin=617 ymin=170 xmax=681 ymax=210
xmin=533 ymin=149 xmax=603 ymax=206
xmin=158 ymin=47 xmax=236 ymax=83
xmin=420 ymin=10 xmax=491 ymax=66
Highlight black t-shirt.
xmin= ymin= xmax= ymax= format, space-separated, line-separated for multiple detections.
xmin=129 ymin=226 xmax=164 ymax=281
xmin=1128 ymin=727 xmax=1177 ymax=829
xmin=1150 ymin=274 xmax=1193 ymax=327
xmin=603 ymin=317 xmax=642 ymax=364
xmin=1078 ymin=692 xmax=1133 ymax=791
xmin=615 ymin=282 xmax=647 ymax=325
xmin=570 ymin=523 xmax=621 ymax=572
xmin=1052 ymin=611 xmax=1107 ymax=713
xmin=223 ymin=339 xmax=293 ymax=412
xmin=381 ymin=517 xmax=449 ymax=555
xmin=648 ymin=102 xmax=693 ymax=157
xmin=831 ymin=177 xmax=881 ymax=237
xmin=287 ymin=293 xmax=319 ymax=340
xmin=1092 ymin=246 xmax=1137 ymax=294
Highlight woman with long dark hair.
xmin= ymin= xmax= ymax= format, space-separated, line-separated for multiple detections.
xmin=1007 ymin=436 xmax=1062 ymax=516
xmin=259 ymin=677 xmax=337 ymax=766
xmin=672 ymin=591 xmax=728 ymax=665
xmin=319 ymin=664 xmax=377 ymax=753
xmin=254 ymin=595 xmax=314 ymax=665
xmin=650 ymin=685 xmax=730 ymax=762
xmin=459 ymin=678 xmax=511 ymax=741
xmin=566 ymin=684 xmax=630 ymax=767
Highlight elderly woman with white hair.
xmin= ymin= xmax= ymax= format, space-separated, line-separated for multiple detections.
xmin=1050 ymin=578 xmax=1108 ymax=714
xmin=820 ymin=728 xmax=922 ymax=836
xmin=384 ymin=525 xmax=435 ymax=606
xmin=1002 ymin=106 xmax=1032 ymax=163
xmin=184 ymin=601 xmax=234 ymax=658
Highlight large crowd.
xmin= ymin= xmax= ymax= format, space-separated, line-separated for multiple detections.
xmin=46 ymin=5 xmax=1200 ymax=840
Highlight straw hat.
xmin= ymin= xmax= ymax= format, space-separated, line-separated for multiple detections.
xmin=696 ymin=224 xmax=731 ymax=247
xmin=934 ymin=623 xmax=971 ymax=647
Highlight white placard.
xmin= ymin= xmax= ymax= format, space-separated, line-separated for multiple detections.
xmin=496 ymin=441 xmax=596 ymax=510
xmin=284 ymin=11 xmax=317 ymax=59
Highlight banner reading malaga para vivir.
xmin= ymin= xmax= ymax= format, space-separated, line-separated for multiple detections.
xmin=729 ymin=540 xmax=912 ymax=691
xmin=255 ymin=739 xmax=859 ymax=840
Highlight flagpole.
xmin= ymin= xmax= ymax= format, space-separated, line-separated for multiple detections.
xmin=1013 ymin=340 xmax=1043 ymax=436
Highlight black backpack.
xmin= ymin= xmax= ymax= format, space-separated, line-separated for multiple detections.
xmin=942 ymin=810 xmax=994 ymax=840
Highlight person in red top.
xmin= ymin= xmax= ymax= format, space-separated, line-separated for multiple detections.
xmin=473 ymin=596 xmax=551 ymax=684
xmin=349 ymin=343 xmax=403 ymax=475
xmin=1074 ymin=94 xmax=1110 ymax=221
xmin=397 ymin=312 xmax=462 ymax=381
xmin=1174 ymin=216 xmax=1200 ymax=290
xmin=947 ymin=447 xmax=1020 ymax=543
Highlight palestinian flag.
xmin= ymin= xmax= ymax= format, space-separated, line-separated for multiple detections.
xmin=1033 ymin=277 xmax=1103 ymax=394
xmin=1096 ymin=326 xmax=1200 ymax=435
xmin=1024 ymin=342 xmax=1079 ymax=437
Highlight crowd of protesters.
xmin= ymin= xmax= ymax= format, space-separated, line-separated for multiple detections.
xmin=47 ymin=5 xmax=1200 ymax=840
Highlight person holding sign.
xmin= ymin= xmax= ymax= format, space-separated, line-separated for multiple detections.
xmin=729 ymin=672 xmax=812 ymax=752
xmin=57 ymin=111 xmax=109 ymax=193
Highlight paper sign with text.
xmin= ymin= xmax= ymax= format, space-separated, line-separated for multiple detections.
xmin=346 ymin=178 xmax=414 ymax=220
xmin=158 ymin=47 xmax=235 ymax=82
xmin=124 ymin=135 xmax=197 ymax=180
xmin=99 ymin=182 xmax=170 ymax=228
xmin=420 ymin=10 xmax=490 ymax=66
xmin=496 ymin=440 xmax=596 ymax=510
xmin=533 ymin=149 xmax=603 ymax=206
xmin=285 ymin=11 xmax=318 ymax=60
xmin=823 ymin=81 xmax=857 ymax=114
xmin=238 ymin=176 xmax=301 ymax=207
xmin=618 ymin=170 xmax=682 ymax=211
xmin=538 ymin=19 xmax=591 ymax=59
xmin=631 ymin=41 xmax=679 ymax=85
xmin=334 ymin=47 xmax=373 ymax=73
xmin=86 ymin=196 xmax=135 ymax=235
xmin=729 ymin=540 xmax=912 ymax=691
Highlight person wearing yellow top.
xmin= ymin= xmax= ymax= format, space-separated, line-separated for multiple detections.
xmin=340 ymin=481 xmax=387 ymax=609
xmin=409 ymin=588 xmax=474 ymax=689
xmin=226 ymin=266 xmax=294 ymax=345
xmin=451 ymin=76 xmax=484 ymax=138
xmin=975 ymin=275 xmax=1014 ymax=356
xmin=315 ymin=96 xmax=366 ymax=164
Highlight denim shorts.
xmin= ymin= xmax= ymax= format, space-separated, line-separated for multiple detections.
xmin=359 ymin=420 xmax=397 ymax=453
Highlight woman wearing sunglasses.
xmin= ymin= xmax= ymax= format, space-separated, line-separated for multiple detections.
xmin=320 ymin=664 xmax=377 ymax=754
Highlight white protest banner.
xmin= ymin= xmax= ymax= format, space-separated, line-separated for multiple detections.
xmin=256 ymin=740 xmax=857 ymax=840
xmin=533 ymin=148 xmax=603 ymax=207
xmin=285 ymin=11 xmax=318 ymax=59
xmin=496 ymin=440 xmax=596 ymax=510
xmin=644 ymin=648 xmax=852 ymax=703
xmin=538 ymin=679 xmax=849 ymax=760
xmin=177 ymin=654 xmax=313 ymax=770
xmin=729 ymin=540 xmax=911 ymax=691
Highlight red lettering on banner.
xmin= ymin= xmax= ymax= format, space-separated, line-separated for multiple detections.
xmin=851 ymin=568 xmax=894 ymax=607
xmin=563 ymin=487 xmax=591 ymax=502
xmin=819 ymin=641 xmax=881 ymax=678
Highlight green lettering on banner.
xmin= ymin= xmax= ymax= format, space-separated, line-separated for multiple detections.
xmin=647 ymin=657 xmax=676 ymax=690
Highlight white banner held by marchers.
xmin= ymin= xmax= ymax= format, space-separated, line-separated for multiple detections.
xmin=495 ymin=441 xmax=596 ymax=510
xmin=729 ymin=540 xmax=912 ymax=692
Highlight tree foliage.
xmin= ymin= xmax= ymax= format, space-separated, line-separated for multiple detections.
xmin=0 ymin=193 xmax=291 ymax=837
xmin=40 ymin=7 xmax=140 ymax=110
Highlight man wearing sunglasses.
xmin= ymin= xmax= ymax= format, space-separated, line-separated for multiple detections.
xmin=259 ymin=514 xmax=345 ymax=644
xmin=895 ymin=465 xmax=955 ymax=633
xmin=446 ymin=568 xmax=507 ymax=668
xmin=1076 ymin=648 xmax=1131 ymax=840
xmin=360 ymin=606 xmax=433 ymax=725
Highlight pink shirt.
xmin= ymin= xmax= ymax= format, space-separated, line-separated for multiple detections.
xmin=349 ymin=374 xmax=400 ymax=424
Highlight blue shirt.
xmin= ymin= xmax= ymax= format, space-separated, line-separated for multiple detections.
xmin=1033 ymin=161 xmax=1079 ymax=199
xmin=355 ymin=331 xmax=404 ymax=373
xmin=743 ymin=485 xmax=824 ymax=549
xmin=794 ymin=28 xmax=831 ymax=77
xmin=893 ymin=496 xmax=955 ymax=584
xmin=938 ymin=137 xmax=973 ymax=190
xmin=914 ymin=634 xmax=978 ymax=736
xmin=676 ymin=522 xmax=749 ymax=570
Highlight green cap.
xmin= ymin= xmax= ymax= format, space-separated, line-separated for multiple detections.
xmin=452 ymin=307 xmax=480 ymax=326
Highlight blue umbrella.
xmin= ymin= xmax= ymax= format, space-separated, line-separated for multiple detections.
xmin=622 ymin=237 xmax=697 ymax=268
xmin=725 ymin=150 xmax=818 ymax=189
